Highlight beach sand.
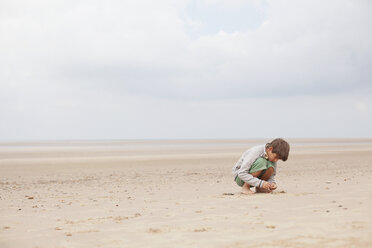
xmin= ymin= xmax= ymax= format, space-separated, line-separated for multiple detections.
xmin=1 ymin=139 xmax=372 ymax=248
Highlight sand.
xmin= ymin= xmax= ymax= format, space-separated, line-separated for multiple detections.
xmin=1 ymin=138 xmax=372 ymax=248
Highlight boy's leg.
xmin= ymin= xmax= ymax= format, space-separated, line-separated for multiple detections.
xmin=258 ymin=167 xmax=274 ymax=181
xmin=241 ymin=183 xmax=255 ymax=194
xmin=250 ymin=167 xmax=274 ymax=180
xmin=254 ymin=167 xmax=274 ymax=193
xmin=235 ymin=176 xmax=254 ymax=194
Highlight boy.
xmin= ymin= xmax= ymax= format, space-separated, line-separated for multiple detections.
xmin=232 ymin=138 xmax=290 ymax=194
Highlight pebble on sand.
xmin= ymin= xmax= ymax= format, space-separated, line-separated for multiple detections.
xmin=266 ymin=225 xmax=276 ymax=229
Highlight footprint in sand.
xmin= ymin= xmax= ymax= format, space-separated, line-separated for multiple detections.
xmin=265 ymin=225 xmax=276 ymax=229
xmin=147 ymin=228 xmax=162 ymax=234
xmin=272 ymin=190 xmax=286 ymax=194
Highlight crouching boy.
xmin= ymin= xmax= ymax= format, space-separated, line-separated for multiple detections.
xmin=232 ymin=138 xmax=290 ymax=194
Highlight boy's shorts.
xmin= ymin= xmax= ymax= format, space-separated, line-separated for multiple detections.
xmin=249 ymin=157 xmax=276 ymax=173
xmin=234 ymin=157 xmax=276 ymax=187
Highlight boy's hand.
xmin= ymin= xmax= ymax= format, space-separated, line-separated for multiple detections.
xmin=262 ymin=181 xmax=271 ymax=190
xmin=269 ymin=183 xmax=277 ymax=190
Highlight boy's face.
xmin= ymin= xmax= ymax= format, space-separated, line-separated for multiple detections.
xmin=266 ymin=147 xmax=279 ymax=162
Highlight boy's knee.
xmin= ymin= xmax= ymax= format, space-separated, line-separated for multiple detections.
xmin=249 ymin=170 xmax=262 ymax=178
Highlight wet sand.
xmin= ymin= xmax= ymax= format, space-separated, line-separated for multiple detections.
xmin=1 ymin=139 xmax=372 ymax=248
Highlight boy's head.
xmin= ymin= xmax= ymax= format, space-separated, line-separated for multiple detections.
xmin=265 ymin=138 xmax=290 ymax=162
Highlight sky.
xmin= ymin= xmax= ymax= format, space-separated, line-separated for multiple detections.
xmin=0 ymin=0 xmax=371 ymax=141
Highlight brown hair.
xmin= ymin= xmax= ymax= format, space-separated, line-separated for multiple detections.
xmin=267 ymin=138 xmax=290 ymax=161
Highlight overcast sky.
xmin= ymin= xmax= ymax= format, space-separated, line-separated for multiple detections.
xmin=1 ymin=0 xmax=371 ymax=141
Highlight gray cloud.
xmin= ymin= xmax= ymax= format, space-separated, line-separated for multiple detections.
xmin=1 ymin=0 xmax=371 ymax=140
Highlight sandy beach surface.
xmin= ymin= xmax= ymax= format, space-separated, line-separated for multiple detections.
xmin=1 ymin=138 xmax=372 ymax=248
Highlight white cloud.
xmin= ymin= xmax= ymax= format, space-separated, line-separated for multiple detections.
xmin=1 ymin=0 xmax=371 ymax=99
